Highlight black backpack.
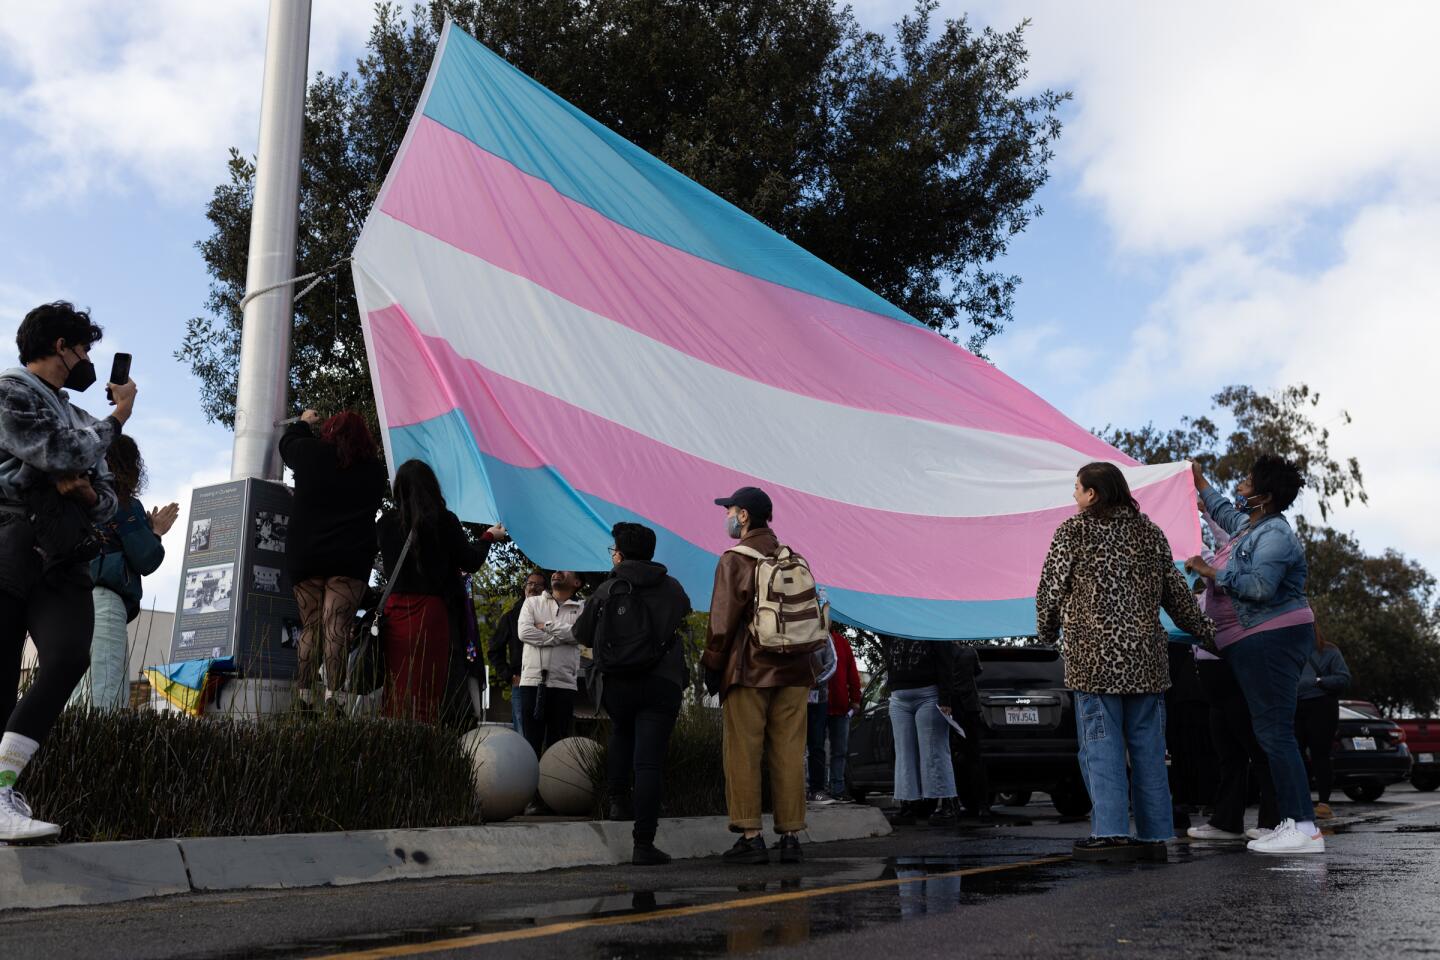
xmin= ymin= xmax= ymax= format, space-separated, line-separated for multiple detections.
xmin=594 ymin=577 xmax=671 ymax=674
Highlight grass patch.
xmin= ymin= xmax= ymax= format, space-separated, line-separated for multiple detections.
xmin=25 ymin=709 xmax=481 ymax=842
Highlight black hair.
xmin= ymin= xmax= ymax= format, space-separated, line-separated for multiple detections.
xmin=393 ymin=459 xmax=448 ymax=581
xmin=1250 ymin=454 xmax=1304 ymax=513
xmin=611 ymin=522 xmax=656 ymax=562
xmin=1076 ymin=462 xmax=1139 ymax=517
xmin=17 ymin=301 xmax=103 ymax=364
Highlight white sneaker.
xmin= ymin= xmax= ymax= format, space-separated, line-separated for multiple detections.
xmin=1247 ymin=818 xmax=1324 ymax=855
xmin=1246 ymin=827 xmax=1274 ymax=841
xmin=0 ymin=787 xmax=60 ymax=842
xmin=1187 ymin=823 xmax=1246 ymax=841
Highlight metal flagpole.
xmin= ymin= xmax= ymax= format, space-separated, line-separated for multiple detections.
xmin=231 ymin=0 xmax=312 ymax=481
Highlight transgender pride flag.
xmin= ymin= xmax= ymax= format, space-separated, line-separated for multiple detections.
xmin=353 ymin=22 xmax=1201 ymax=640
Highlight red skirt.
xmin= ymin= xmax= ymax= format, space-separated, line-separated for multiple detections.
xmin=381 ymin=592 xmax=450 ymax=723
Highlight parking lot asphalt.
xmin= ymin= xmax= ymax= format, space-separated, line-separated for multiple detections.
xmin=4 ymin=785 xmax=1437 ymax=960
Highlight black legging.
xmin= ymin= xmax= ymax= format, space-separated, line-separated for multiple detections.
xmin=602 ymin=673 xmax=682 ymax=845
xmin=1198 ymin=658 xmax=1278 ymax=834
xmin=1296 ymin=695 xmax=1340 ymax=803
xmin=0 ymin=571 xmax=94 ymax=742
xmin=955 ymin=711 xmax=990 ymax=814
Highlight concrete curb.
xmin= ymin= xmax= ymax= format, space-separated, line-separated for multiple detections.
xmin=2 ymin=804 xmax=892 ymax=913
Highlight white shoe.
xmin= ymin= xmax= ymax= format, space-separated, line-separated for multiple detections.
xmin=1247 ymin=818 xmax=1324 ymax=855
xmin=1246 ymin=827 xmax=1274 ymax=841
xmin=1187 ymin=824 xmax=1246 ymax=841
xmin=0 ymin=787 xmax=60 ymax=842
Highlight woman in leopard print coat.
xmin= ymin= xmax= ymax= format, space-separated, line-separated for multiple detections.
xmin=1036 ymin=462 xmax=1214 ymax=861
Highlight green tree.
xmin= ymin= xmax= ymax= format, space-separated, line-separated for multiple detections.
xmin=180 ymin=0 xmax=1068 ymax=428
xmin=1107 ymin=383 xmax=1440 ymax=713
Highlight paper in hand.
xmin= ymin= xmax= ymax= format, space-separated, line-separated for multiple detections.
xmin=937 ymin=704 xmax=966 ymax=738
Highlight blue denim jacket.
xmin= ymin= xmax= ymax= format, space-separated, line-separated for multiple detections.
xmin=1200 ymin=485 xmax=1310 ymax=629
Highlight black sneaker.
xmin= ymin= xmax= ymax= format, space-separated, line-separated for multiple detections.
xmin=777 ymin=833 xmax=803 ymax=864
xmin=888 ymin=802 xmax=918 ymax=826
xmin=723 ymin=835 xmax=769 ymax=865
xmin=1130 ymin=839 xmax=1169 ymax=862
xmin=1072 ymin=836 xmax=1140 ymax=862
xmin=607 ymin=796 xmax=634 ymax=821
xmin=632 ymin=842 xmax=672 ymax=866
xmin=928 ymin=799 xmax=959 ymax=825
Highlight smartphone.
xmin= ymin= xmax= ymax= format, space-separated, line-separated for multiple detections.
xmin=107 ymin=353 xmax=132 ymax=402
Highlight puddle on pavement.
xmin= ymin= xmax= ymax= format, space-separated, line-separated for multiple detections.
xmin=222 ymin=855 xmax=1064 ymax=959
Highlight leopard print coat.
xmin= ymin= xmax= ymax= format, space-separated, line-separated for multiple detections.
xmin=1036 ymin=507 xmax=1214 ymax=695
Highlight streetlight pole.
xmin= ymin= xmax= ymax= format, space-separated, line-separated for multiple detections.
xmin=231 ymin=0 xmax=312 ymax=481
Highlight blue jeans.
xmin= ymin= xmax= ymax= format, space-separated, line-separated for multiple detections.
xmin=510 ymin=688 xmax=524 ymax=732
xmin=1225 ymin=622 xmax=1316 ymax=823
xmin=889 ymin=686 xmax=956 ymax=801
xmin=1074 ymin=691 xmax=1173 ymax=841
xmin=807 ymin=705 xmax=852 ymax=795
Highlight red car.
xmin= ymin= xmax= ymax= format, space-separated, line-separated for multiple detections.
xmin=1395 ymin=717 xmax=1439 ymax=792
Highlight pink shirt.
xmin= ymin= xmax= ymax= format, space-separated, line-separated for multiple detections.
xmin=1205 ymin=538 xmax=1313 ymax=650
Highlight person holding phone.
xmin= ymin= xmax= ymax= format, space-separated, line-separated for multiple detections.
xmin=70 ymin=435 xmax=179 ymax=710
xmin=0 ymin=301 xmax=136 ymax=841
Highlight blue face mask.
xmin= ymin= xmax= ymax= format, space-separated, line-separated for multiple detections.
xmin=1235 ymin=492 xmax=1270 ymax=513
xmin=726 ymin=515 xmax=743 ymax=539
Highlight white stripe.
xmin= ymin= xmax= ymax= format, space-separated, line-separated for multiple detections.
xmin=355 ymin=213 xmax=1188 ymax=517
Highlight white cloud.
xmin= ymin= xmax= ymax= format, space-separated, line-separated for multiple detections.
xmin=0 ymin=0 xmax=371 ymax=203
xmin=964 ymin=0 xmax=1440 ymax=252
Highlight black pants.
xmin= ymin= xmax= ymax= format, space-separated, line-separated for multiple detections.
xmin=1198 ymin=659 xmax=1277 ymax=833
xmin=954 ymin=711 xmax=990 ymax=814
xmin=602 ymin=673 xmax=682 ymax=845
xmin=1296 ymin=695 xmax=1340 ymax=803
xmin=517 ymin=685 xmax=576 ymax=759
xmin=0 ymin=572 xmax=94 ymax=742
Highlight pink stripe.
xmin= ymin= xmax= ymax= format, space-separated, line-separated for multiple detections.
xmin=369 ymin=310 xmax=1200 ymax=601
xmin=379 ymin=117 xmax=1125 ymax=463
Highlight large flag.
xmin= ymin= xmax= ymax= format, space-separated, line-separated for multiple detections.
xmin=353 ymin=22 xmax=1200 ymax=640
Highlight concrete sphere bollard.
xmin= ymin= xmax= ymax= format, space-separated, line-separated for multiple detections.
xmin=538 ymin=737 xmax=601 ymax=816
xmin=460 ymin=724 xmax=538 ymax=822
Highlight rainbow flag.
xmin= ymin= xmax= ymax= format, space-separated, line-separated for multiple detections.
xmin=353 ymin=22 xmax=1200 ymax=640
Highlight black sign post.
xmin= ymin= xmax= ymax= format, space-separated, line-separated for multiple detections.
xmin=169 ymin=477 xmax=301 ymax=680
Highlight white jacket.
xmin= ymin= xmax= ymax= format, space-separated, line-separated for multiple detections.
xmin=518 ymin=592 xmax=585 ymax=690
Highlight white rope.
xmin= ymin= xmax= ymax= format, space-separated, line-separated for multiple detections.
xmin=238 ymin=255 xmax=353 ymax=311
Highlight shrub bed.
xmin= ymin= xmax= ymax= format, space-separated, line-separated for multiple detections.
xmin=24 ymin=709 xmax=481 ymax=842
xmin=585 ymin=704 xmax=730 ymax=818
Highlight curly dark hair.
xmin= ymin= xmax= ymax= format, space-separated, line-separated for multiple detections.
xmin=611 ymin=521 xmax=656 ymax=562
xmin=1250 ymin=454 xmax=1304 ymax=513
xmin=17 ymin=301 xmax=103 ymax=364
xmin=106 ymin=434 xmax=147 ymax=503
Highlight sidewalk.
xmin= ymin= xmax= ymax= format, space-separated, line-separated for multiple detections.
xmin=0 ymin=803 xmax=892 ymax=913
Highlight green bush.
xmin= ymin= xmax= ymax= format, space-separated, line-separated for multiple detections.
xmin=24 ymin=709 xmax=481 ymax=842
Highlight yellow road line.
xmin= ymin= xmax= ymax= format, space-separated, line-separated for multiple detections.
xmin=309 ymin=853 xmax=1072 ymax=960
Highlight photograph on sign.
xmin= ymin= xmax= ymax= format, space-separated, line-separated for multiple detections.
xmin=188 ymin=519 xmax=213 ymax=553
xmin=254 ymin=512 xmax=288 ymax=553
xmin=182 ymin=563 xmax=234 ymax=614
xmin=252 ymin=565 xmax=282 ymax=594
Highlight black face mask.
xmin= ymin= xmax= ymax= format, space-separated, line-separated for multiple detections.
xmin=61 ymin=350 xmax=96 ymax=393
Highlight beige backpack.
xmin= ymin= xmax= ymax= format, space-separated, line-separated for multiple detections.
xmin=726 ymin=544 xmax=830 ymax=653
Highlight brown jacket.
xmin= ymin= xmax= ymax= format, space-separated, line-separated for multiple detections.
xmin=701 ymin=528 xmax=817 ymax=700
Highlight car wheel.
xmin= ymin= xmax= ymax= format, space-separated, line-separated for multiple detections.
xmin=1050 ymin=780 xmax=1092 ymax=817
xmin=1343 ymin=781 xmax=1385 ymax=803
xmin=995 ymin=791 xmax=1032 ymax=808
xmin=1411 ymin=774 xmax=1439 ymax=793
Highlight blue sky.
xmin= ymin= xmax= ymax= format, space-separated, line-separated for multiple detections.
xmin=2 ymin=1 xmax=1437 ymax=612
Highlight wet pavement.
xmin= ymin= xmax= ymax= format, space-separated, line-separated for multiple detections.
xmin=4 ymin=786 xmax=1438 ymax=959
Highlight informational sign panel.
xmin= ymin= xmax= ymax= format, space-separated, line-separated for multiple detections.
xmin=169 ymin=478 xmax=301 ymax=678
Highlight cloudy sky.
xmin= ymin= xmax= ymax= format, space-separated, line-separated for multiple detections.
xmin=1 ymin=1 xmax=1436 ymax=615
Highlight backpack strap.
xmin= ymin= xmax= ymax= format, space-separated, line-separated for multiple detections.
xmin=725 ymin=545 xmax=769 ymax=561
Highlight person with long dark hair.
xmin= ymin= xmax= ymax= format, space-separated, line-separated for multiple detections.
xmin=1296 ymin=625 xmax=1350 ymax=820
xmin=1037 ymin=462 xmax=1214 ymax=861
xmin=0 ymin=302 xmax=135 ymax=840
xmin=1188 ymin=454 xmax=1324 ymax=854
xmin=280 ymin=409 xmax=389 ymax=712
xmin=376 ymin=459 xmax=505 ymax=722
xmin=70 ymin=436 xmax=178 ymax=709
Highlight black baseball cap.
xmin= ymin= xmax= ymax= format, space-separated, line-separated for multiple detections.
xmin=714 ymin=486 xmax=772 ymax=521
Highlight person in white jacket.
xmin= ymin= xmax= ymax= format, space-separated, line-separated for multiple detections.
xmin=517 ymin=570 xmax=585 ymax=760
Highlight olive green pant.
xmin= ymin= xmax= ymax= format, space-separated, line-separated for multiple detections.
xmin=722 ymin=684 xmax=809 ymax=834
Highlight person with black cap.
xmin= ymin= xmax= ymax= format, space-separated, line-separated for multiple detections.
xmin=701 ymin=486 xmax=821 ymax=865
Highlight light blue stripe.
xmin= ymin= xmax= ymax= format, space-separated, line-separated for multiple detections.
xmin=420 ymin=25 xmax=917 ymax=327
xmin=389 ymin=412 xmax=1044 ymax=641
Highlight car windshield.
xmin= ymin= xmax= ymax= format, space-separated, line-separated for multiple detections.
xmin=1338 ymin=706 xmax=1370 ymax=721
xmin=976 ymin=645 xmax=1064 ymax=687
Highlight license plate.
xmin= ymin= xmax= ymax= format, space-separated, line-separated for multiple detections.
xmin=1005 ymin=707 xmax=1040 ymax=725
xmin=1351 ymin=737 xmax=1377 ymax=751
xmin=1419 ymin=753 xmax=1434 ymax=764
